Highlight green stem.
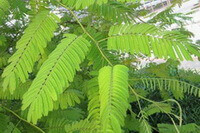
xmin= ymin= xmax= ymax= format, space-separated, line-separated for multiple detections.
xmin=129 ymin=85 xmax=182 ymax=125
xmin=97 ymin=37 xmax=109 ymax=43
xmin=57 ymin=1 xmax=183 ymax=131
xmin=57 ymin=1 xmax=113 ymax=66
xmin=1 ymin=105 xmax=45 ymax=133
xmin=12 ymin=120 xmax=22 ymax=132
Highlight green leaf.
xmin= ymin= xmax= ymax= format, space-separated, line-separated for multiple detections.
xmin=2 ymin=10 xmax=59 ymax=93
xmin=143 ymin=103 xmax=172 ymax=116
xmin=141 ymin=78 xmax=200 ymax=97
xmin=139 ymin=119 xmax=152 ymax=133
xmin=0 ymin=0 xmax=10 ymax=23
xmin=158 ymin=123 xmax=200 ymax=133
xmin=62 ymin=0 xmax=108 ymax=9
xmin=65 ymin=119 xmax=96 ymax=133
xmin=108 ymin=24 xmax=200 ymax=60
xmin=98 ymin=65 xmax=129 ymax=132
xmin=22 ymin=34 xmax=91 ymax=124
xmin=88 ymin=1 xmax=134 ymax=23
xmin=53 ymin=89 xmax=84 ymax=110
xmin=86 ymin=28 xmax=119 ymax=70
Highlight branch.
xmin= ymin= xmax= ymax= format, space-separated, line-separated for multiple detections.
xmin=0 ymin=105 xmax=45 ymax=133
xmin=57 ymin=1 xmax=113 ymax=66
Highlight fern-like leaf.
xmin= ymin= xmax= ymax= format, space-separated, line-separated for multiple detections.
xmin=88 ymin=1 xmax=134 ymax=23
xmin=2 ymin=10 xmax=59 ymax=93
xmin=141 ymin=78 xmax=200 ymax=97
xmin=53 ymin=89 xmax=84 ymax=110
xmin=46 ymin=108 xmax=84 ymax=133
xmin=0 ymin=113 xmax=9 ymax=132
xmin=87 ymin=29 xmax=118 ymax=70
xmin=22 ymin=34 xmax=91 ymax=124
xmin=148 ymin=8 xmax=192 ymax=27
xmin=0 ymin=0 xmax=10 ymax=22
xmin=108 ymin=24 xmax=200 ymax=60
xmin=47 ymin=118 xmax=69 ymax=133
xmin=118 ymin=0 xmax=141 ymax=2
xmin=29 ymin=0 xmax=48 ymax=14
xmin=65 ymin=119 xmax=96 ymax=133
xmin=139 ymin=119 xmax=152 ymax=133
xmin=0 ymin=114 xmax=22 ymax=133
xmin=0 ymin=80 xmax=31 ymax=100
xmin=84 ymin=78 xmax=101 ymax=130
xmin=47 ymin=108 xmax=84 ymax=122
xmin=143 ymin=103 xmax=172 ymax=116
xmin=0 ymin=52 xmax=9 ymax=68
xmin=158 ymin=123 xmax=200 ymax=133
xmin=62 ymin=0 xmax=108 ymax=9
xmin=62 ymin=0 xmax=140 ymax=10
xmin=98 ymin=65 xmax=129 ymax=132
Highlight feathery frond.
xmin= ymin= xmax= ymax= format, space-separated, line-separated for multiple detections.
xmin=53 ymin=89 xmax=84 ymax=110
xmin=47 ymin=118 xmax=69 ymax=133
xmin=47 ymin=108 xmax=84 ymax=122
xmin=82 ymin=65 xmax=130 ymax=132
xmin=108 ymin=24 xmax=200 ymax=60
xmin=117 ymin=0 xmax=141 ymax=2
xmin=139 ymin=119 xmax=152 ymax=133
xmin=141 ymin=78 xmax=200 ymax=97
xmin=85 ymin=78 xmax=101 ymax=130
xmin=62 ymin=0 xmax=141 ymax=10
xmin=0 ymin=114 xmax=22 ymax=133
xmin=98 ymin=65 xmax=129 ymax=132
xmin=0 ymin=0 xmax=10 ymax=22
xmin=143 ymin=103 xmax=172 ymax=116
xmin=65 ymin=119 xmax=96 ymax=133
xmin=22 ymin=34 xmax=91 ymax=124
xmin=88 ymin=1 xmax=135 ymax=23
xmin=0 ymin=80 xmax=31 ymax=100
xmin=46 ymin=108 xmax=84 ymax=133
xmin=29 ymin=0 xmax=51 ymax=15
xmin=148 ymin=8 xmax=192 ymax=27
xmin=87 ymin=29 xmax=118 ymax=70
xmin=2 ymin=10 xmax=59 ymax=93
xmin=0 ymin=52 xmax=9 ymax=68
xmin=158 ymin=123 xmax=200 ymax=133
xmin=0 ymin=0 xmax=199 ymax=132
xmin=124 ymin=114 xmax=140 ymax=132
xmin=29 ymin=0 xmax=40 ymax=15
xmin=3 ymin=122 xmax=21 ymax=133
xmin=62 ymin=0 xmax=108 ymax=9
xmin=0 ymin=113 xmax=9 ymax=132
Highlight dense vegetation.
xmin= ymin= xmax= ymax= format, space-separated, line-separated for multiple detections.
xmin=0 ymin=0 xmax=200 ymax=132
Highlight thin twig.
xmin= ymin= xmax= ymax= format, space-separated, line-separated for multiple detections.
xmin=1 ymin=105 xmax=45 ymax=133
xmin=57 ymin=1 xmax=113 ymax=66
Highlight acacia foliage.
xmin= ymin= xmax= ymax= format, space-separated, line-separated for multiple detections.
xmin=0 ymin=0 xmax=200 ymax=133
